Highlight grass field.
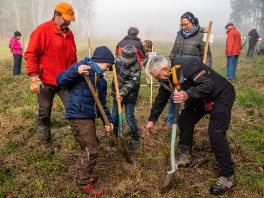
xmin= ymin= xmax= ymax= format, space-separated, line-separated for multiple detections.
xmin=0 ymin=39 xmax=263 ymax=198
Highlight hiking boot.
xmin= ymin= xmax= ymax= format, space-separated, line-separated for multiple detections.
xmin=175 ymin=152 xmax=192 ymax=167
xmin=130 ymin=140 xmax=140 ymax=151
xmin=41 ymin=143 xmax=54 ymax=154
xmin=77 ymin=183 xmax=104 ymax=195
xmin=210 ymin=175 xmax=234 ymax=195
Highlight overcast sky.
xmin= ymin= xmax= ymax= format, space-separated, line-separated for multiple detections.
xmin=93 ymin=0 xmax=232 ymax=41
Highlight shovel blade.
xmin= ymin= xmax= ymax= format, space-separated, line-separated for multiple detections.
xmin=160 ymin=172 xmax=175 ymax=194
xmin=114 ymin=137 xmax=133 ymax=164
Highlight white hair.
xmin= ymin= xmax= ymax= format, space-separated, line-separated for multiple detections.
xmin=145 ymin=55 xmax=169 ymax=74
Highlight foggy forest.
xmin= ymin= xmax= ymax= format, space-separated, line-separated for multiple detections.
xmin=0 ymin=0 xmax=264 ymax=42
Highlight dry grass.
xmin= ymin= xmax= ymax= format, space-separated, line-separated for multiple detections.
xmin=0 ymin=40 xmax=263 ymax=197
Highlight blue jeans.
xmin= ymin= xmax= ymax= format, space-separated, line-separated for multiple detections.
xmin=226 ymin=55 xmax=239 ymax=80
xmin=246 ymin=45 xmax=255 ymax=57
xmin=112 ymin=100 xmax=140 ymax=142
xmin=166 ymin=99 xmax=174 ymax=125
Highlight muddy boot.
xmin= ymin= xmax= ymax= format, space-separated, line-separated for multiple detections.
xmin=175 ymin=152 xmax=192 ymax=167
xmin=41 ymin=143 xmax=54 ymax=154
xmin=210 ymin=175 xmax=234 ymax=195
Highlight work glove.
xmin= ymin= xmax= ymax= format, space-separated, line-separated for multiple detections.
xmin=30 ymin=75 xmax=44 ymax=93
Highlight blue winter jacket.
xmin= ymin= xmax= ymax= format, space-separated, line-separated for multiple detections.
xmin=56 ymin=58 xmax=113 ymax=123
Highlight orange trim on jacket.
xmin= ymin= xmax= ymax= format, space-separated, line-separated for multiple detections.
xmin=225 ymin=27 xmax=242 ymax=56
xmin=24 ymin=18 xmax=77 ymax=86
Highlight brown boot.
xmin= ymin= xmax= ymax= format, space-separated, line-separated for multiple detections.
xmin=41 ymin=143 xmax=54 ymax=154
xmin=175 ymin=152 xmax=192 ymax=167
xmin=210 ymin=175 xmax=234 ymax=195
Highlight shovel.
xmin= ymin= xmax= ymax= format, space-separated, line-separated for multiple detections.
xmin=112 ymin=64 xmax=133 ymax=163
xmin=161 ymin=65 xmax=182 ymax=194
xmin=83 ymin=74 xmax=133 ymax=164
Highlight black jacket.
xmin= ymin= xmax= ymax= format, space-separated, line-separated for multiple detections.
xmin=116 ymin=35 xmax=145 ymax=66
xmin=248 ymin=29 xmax=259 ymax=46
xmin=148 ymin=57 xmax=234 ymax=122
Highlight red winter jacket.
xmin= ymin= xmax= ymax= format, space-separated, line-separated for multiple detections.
xmin=225 ymin=27 xmax=242 ymax=56
xmin=25 ymin=18 xmax=77 ymax=87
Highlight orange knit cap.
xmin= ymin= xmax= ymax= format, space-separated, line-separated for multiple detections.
xmin=54 ymin=2 xmax=75 ymax=21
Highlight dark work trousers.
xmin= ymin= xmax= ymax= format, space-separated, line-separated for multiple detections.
xmin=69 ymin=119 xmax=98 ymax=185
xmin=37 ymin=84 xmax=68 ymax=144
xmin=13 ymin=54 xmax=22 ymax=75
xmin=246 ymin=45 xmax=256 ymax=57
xmin=178 ymin=86 xmax=235 ymax=177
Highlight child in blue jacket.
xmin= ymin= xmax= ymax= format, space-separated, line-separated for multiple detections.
xmin=57 ymin=46 xmax=114 ymax=196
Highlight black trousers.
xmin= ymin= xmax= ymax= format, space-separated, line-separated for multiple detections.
xmin=37 ymin=84 xmax=68 ymax=144
xmin=13 ymin=54 xmax=22 ymax=75
xmin=178 ymin=86 xmax=235 ymax=177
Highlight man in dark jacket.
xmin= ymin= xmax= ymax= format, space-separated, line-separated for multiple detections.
xmin=111 ymin=45 xmax=141 ymax=150
xmin=145 ymin=56 xmax=235 ymax=195
xmin=115 ymin=27 xmax=145 ymax=68
xmin=246 ymin=26 xmax=259 ymax=57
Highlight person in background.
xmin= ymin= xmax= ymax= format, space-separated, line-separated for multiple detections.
xmin=10 ymin=31 xmax=23 ymax=76
xmin=225 ymin=22 xmax=242 ymax=81
xmin=57 ymin=46 xmax=114 ymax=196
xmin=256 ymin=38 xmax=264 ymax=55
xmin=111 ymin=45 xmax=141 ymax=151
xmin=24 ymin=2 xmax=77 ymax=154
xmin=115 ymin=27 xmax=146 ymax=68
xmin=165 ymin=11 xmax=212 ymax=129
xmin=142 ymin=40 xmax=154 ymax=85
xmin=145 ymin=55 xmax=236 ymax=195
xmin=246 ymin=26 xmax=259 ymax=57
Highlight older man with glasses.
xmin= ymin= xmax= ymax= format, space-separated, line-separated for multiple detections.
xmin=24 ymin=2 xmax=77 ymax=154
xmin=145 ymin=55 xmax=236 ymax=195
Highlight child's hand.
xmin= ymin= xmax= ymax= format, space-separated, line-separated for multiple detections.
xmin=105 ymin=123 xmax=113 ymax=133
xmin=116 ymin=95 xmax=123 ymax=102
xmin=78 ymin=65 xmax=91 ymax=74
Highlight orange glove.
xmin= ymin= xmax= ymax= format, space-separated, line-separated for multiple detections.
xmin=30 ymin=75 xmax=44 ymax=93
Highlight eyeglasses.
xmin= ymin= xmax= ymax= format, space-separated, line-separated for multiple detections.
xmin=179 ymin=22 xmax=190 ymax=28
xmin=152 ymin=68 xmax=163 ymax=80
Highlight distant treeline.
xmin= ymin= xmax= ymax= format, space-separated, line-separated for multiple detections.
xmin=0 ymin=0 xmax=263 ymax=41
xmin=230 ymin=0 xmax=264 ymax=36
xmin=0 ymin=0 xmax=95 ymax=40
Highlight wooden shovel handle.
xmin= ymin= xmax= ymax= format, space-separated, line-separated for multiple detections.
xmin=83 ymin=74 xmax=117 ymax=145
xmin=203 ymin=21 xmax=213 ymax=64
xmin=112 ymin=64 xmax=122 ymax=113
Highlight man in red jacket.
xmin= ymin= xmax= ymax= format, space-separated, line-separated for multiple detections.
xmin=24 ymin=2 xmax=77 ymax=154
xmin=225 ymin=22 xmax=241 ymax=81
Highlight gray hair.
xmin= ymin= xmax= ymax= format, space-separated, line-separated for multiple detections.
xmin=128 ymin=27 xmax=139 ymax=35
xmin=145 ymin=55 xmax=169 ymax=75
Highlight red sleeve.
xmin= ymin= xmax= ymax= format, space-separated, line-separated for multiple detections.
xmin=24 ymin=27 xmax=46 ymax=76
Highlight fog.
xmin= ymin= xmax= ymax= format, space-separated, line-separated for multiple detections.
xmin=92 ymin=0 xmax=232 ymax=41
